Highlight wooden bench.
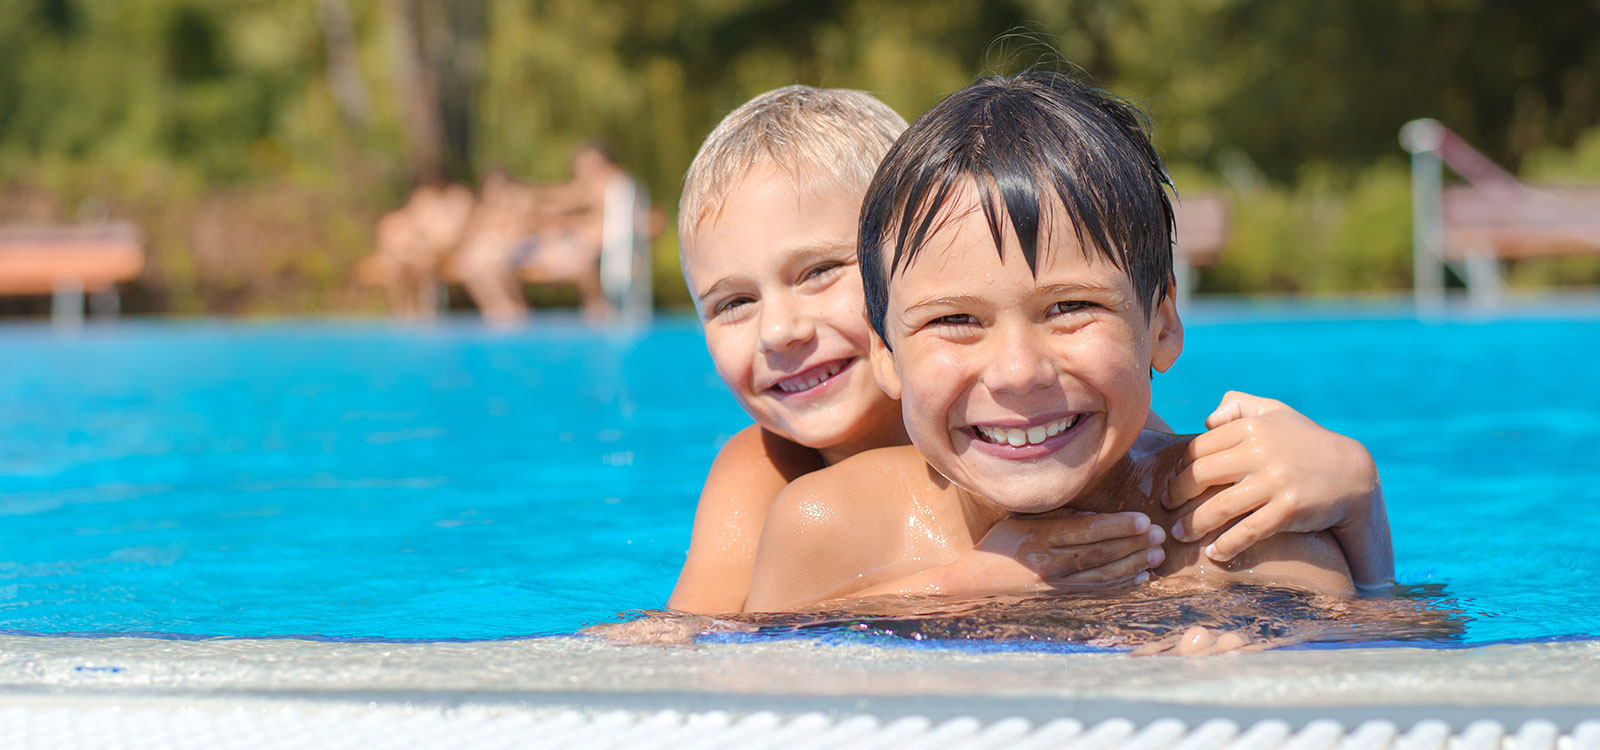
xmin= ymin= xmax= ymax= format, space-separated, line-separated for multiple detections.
xmin=0 ymin=223 xmax=144 ymax=322
xmin=1442 ymin=185 xmax=1600 ymax=260
xmin=1403 ymin=118 xmax=1600 ymax=308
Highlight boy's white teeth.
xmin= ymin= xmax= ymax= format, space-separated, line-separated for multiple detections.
xmin=776 ymin=361 xmax=844 ymax=392
xmin=975 ymin=415 xmax=1078 ymax=446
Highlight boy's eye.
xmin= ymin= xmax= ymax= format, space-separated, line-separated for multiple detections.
xmin=800 ymin=262 xmax=844 ymax=284
xmin=712 ymin=295 xmax=755 ymax=317
xmin=927 ymin=313 xmax=978 ymax=329
xmin=1048 ymin=301 xmax=1098 ymax=316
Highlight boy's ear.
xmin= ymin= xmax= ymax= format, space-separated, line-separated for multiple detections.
xmin=868 ymin=328 xmax=902 ymax=400
xmin=1149 ymin=279 xmax=1183 ymax=373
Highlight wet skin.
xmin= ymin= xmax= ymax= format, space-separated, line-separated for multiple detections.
xmin=668 ymin=166 xmax=1164 ymax=612
xmin=744 ymin=190 xmax=1354 ymax=611
xmin=682 ymin=163 xmax=907 ymax=465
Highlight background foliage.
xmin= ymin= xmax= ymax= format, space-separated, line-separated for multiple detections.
xmin=1 ymin=0 xmax=1597 ymax=315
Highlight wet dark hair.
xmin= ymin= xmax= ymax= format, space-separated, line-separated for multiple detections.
xmin=859 ymin=71 xmax=1175 ymax=345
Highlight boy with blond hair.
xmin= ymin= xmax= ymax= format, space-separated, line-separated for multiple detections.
xmin=671 ymin=84 xmax=1391 ymax=615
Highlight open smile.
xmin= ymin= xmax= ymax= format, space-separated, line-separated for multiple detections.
xmin=767 ymin=358 xmax=853 ymax=397
xmin=963 ymin=413 xmax=1087 ymax=458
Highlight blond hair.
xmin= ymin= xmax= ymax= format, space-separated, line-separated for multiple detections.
xmin=678 ymin=85 xmax=908 ymax=248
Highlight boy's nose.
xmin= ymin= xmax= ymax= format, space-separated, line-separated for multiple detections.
xmin=757 ymin=295 xmax=816 ymax=354
xmin=980 ymin=323 xmax=1056 ymax=395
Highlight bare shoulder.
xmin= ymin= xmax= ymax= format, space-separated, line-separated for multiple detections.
xmin=745 ymin=446 xmax=934 ymax=611
xmin=769 ymin=445 xmax=929 ymax=533
xmin=1222 ymin=530 xmax=1356 ymax=597
xmin=667 ymin=426 xmax=822 ymax=613
xmin=810 ymin=444 xmax=931 ymax=489
xmin=1132 ymin=429 xmax=1194 ymax=471
xmin=693 ymin=424 xmax=821 ymax=535
xmin=709 ymin=424 xmax=824 ymax=484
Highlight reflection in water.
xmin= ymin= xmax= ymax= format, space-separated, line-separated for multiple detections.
xmin=602 ymin=582 xmax=1465 ymax=651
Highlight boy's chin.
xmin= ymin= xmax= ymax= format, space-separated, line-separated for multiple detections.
xmin=765 ymin=420 xmax=856 ymax=452
xmin=994 ymin=496 xmax=1075 ymax=516
xmin=958 ymin=476 xmax=1088 ymax=516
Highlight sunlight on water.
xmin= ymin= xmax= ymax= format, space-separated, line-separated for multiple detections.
xmin=0 ymin=305 xmax=1597 ymax=646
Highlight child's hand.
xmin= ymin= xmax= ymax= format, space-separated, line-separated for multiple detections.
xmin=832 ymin=511 xmax=1164 ymax=603
xmin=1131 ymin=625 xmax=1256 ymax=656
xmin=958 ymin=511 xmax=1167 ymax=592
xmin=1164 ymin=391 xmax=1392 ymax=585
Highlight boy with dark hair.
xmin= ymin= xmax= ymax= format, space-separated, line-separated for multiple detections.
xmin=744 ymin=72 xmax=1365 ymax=619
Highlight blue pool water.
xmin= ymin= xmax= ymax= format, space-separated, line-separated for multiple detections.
xmin=2 ymin=302 xmax=1598 ymax=644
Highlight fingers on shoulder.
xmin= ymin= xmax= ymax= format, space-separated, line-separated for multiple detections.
xmin=1170 ymin=446 xmax=1258 ymax=507
xmin=1175 ymin=480 xmax=1273 ymax=541
xmin=1205 ymin=390 xmax=1288 ymax=429
xmin=1054 ymin=545 xmax=1162 ymax=585
xmin=1045 ymin=511 xmax=1150 ymax=546
xmin=1184 ymin=420 xmax=1254 ymax=465
xmin=1204 ymin=391 xmax=1249 ymax=428
xmin=1202 ymin=500 xmax=1291 ymax=560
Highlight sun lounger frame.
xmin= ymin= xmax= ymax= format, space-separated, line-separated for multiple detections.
xmin=0 ymin=223 xmax=144 ymax=324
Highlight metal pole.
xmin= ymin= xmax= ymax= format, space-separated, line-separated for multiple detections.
xmin=1464 ymin=244 xmax=1502 ymax=308
xmin=1400 ymin=119 xmax=1446 ymax=314
xmin=52 ymin=279 xmax=85 ymax=328
xmin=630 ymin=184 xmax=653 ymax=325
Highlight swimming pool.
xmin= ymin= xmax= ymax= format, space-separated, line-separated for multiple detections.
xmin=2 ymin=301 xmax=1598 ymax=646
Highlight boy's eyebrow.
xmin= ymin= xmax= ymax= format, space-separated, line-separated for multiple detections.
xmin=787 ymin=239 xmax=857 ymax=257
xmin=694 ymin=276 xmax=739 ymax=303
xmin=695 ymin=240 xmax=857 ymax=300
xmin=905 ymin=283 xmax=1120 ymax=307
xmin=899 ymin=281 xmax=1126 ymax=320
xmin=900 ymin=295 xmax=986 ymax=317
xmin=1034 ymin=281 xmax=1125 ymax=297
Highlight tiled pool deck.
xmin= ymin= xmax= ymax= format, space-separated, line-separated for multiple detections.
xmin=0 ymin=636 xmax=1596 ymax=748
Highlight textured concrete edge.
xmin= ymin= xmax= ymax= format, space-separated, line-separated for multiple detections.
xmin=1 ymin=687 xmax=1595 ymax=731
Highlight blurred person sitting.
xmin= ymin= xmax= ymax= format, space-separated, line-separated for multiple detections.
xmin=452 ymin=144 xmax=637 ymax=324
xmin=362 ymin=182 xmax=475 ymax=319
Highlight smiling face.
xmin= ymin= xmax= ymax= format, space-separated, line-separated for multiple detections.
xmin=682 ymin=162 xmax=906 ymax=463
xmin=870 ymin=188 xmax=1183 ymax=514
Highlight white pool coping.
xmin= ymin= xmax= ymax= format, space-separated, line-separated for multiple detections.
xmin=1 ymin=635 xmax=1596 ymax=748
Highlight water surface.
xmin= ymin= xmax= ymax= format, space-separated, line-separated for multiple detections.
xmin=2 ymin=302 xmax=1596 ymax=644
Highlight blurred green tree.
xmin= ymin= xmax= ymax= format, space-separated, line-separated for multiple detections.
xmin=1 ymin=0 xmax=1597 ymax=313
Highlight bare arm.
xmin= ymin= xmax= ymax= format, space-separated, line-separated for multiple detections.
xmin=746 ymin=449 xmax=1172 ymax=612
xmin=1165 ymin=392 xmax=1394 ymax=587
xmin=1160 ymin=522 xmax=1356 ymax=599
xmin=667 ymin=425 xmax=822 ymax=613
xmin=1334 ymin=487 xmax=1393 ymax=590
xmin=848 ymin=512 xmax=1165 ymax=600
xmin=1223 ymin=530 xmax=1356 ymax=597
